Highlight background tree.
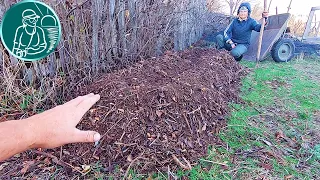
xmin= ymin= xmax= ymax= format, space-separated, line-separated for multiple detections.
xmin=207 ymin=0 xmax=224 ymax=13
xmin=250 ymin=2 xmax=264 ymax=20
xmin=224 ymin=0 xmax=243 ymax=15
xmin=223 ymin=0 xmax=257 ymax=16
xmin=288 ymin=15 xmax=307 ymax=36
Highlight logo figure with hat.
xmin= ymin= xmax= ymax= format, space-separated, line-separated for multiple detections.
xmin=1 ymin=0 xmax=61 ymax=61
xmin=12 ymin=9 xmax=47 ymax=58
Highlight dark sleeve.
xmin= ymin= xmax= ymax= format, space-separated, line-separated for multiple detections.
xmin=252 ymin=18 xmax=269 ymax=32
xmin=251 ymin=19 xmax=262 ymax=32
xmin=224 ymin=19 xmax=235 ymax=42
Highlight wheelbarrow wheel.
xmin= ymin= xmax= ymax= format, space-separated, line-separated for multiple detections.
xmin=271 ymin=39 xmax=295 ymax=62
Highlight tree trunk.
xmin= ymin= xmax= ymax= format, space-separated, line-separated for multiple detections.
xmin=92 ymin=0 xmax=102 ymax=74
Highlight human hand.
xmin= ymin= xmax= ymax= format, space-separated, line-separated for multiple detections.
xmin=262 ymin=11 xmax=268 ymax=18
xmin=26 ymin=93 xmax=101 ymax=149
xmin=231 ymin=43 xmax=236 ymax=49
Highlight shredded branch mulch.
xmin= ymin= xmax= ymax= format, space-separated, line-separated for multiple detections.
xmin=1 ymin=48 xmax=247 ymax=177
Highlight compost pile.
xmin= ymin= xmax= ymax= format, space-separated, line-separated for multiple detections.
xmin=63 ymin=48 xmax=247 ymax=173
xmin=0 ymin=48 xmax=247 ymax=177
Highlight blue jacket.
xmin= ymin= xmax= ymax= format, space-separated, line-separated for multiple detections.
xmin=224 ymin=2 xmax=264 ymax=46
xmin=224 ymin=18 xmax=262 ymax=46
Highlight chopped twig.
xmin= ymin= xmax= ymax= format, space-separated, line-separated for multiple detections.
xmin=114 ymin=142 xmax=137 ymax=146
xmin=31 ymin=150 xmax=85 ymax=175
xmin=172 ymin=155 xmax=192 ymax=170
xmin=200 ymin=159 xmax=228 ymax=166
xmin=123 ymin=155 xmax=144 ymax=180
xmin=183 ymin=112 xmax=193 ymax=134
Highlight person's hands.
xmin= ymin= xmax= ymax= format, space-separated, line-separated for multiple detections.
xmin=227 ymin=40 xmax=236 ymax=49
xmin=262 ymin=11 xmax=269 ymax=18
xmin=27 ymin=93 xmax=101 ymax=149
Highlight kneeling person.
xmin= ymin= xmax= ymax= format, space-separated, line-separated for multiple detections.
xmin=216 ymin=2 xmax=268 ymax=61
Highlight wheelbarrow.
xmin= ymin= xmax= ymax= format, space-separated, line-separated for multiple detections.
xmin=244 ymin=13 xmax=295 ymax=62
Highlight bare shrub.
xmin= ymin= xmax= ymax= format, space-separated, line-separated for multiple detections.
xmin=0 ymin=0 xmax=211 ymax=118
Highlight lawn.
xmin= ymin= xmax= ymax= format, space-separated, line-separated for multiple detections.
xmin=142 ymin=58 xmax=320 ymax=180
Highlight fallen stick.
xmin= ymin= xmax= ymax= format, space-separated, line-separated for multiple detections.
xmin=182 ymin=112 xmax=193 ymax=134
xmin=123 ymin=155 xmax=144 ymax=180
xmin=172 ymin=154 xmax=192 ymax=170
xmin=200 ymin=159 xmax=228 ymax=166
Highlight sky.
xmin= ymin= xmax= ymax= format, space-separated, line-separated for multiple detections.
xmin=219 ymin=0 xmax=320 ymax=22
xmin=257 ymin=0 xmax=320 ymax=20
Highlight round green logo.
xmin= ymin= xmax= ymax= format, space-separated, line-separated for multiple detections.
xmin=0 ymin=0 xmax=61 ymax=61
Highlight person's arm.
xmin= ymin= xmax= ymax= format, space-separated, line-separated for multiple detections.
xmin=224 ymin=19 xmax=235 ymax=44
xmin=252 ymin=19 xmax=262 ymax=32
xmin=252 ymin=12 xmax=269 ymax=32
xmin=0 ymin=93 xmax=101 ymax=162
xmin=0 ymin=119 xmax=35 ymax=161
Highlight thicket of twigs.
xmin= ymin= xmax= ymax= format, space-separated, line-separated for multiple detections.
xmin=0 ymin=0 xmax=221 ymax=119
xmin=0 ymin=0 xmax=231 ymax=120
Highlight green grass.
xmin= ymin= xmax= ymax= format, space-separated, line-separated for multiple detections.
xmin=170 ymin=59 xmax=320 ymax=180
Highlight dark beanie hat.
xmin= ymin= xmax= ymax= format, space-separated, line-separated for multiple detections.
xmin=237 ymin=2 xmax=251 ymax=15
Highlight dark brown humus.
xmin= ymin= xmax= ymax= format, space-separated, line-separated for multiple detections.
xmin=0 ymin=48 xmax=247 ymax=177
xmin=65 ymin=48 xmax=247 ymax=173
